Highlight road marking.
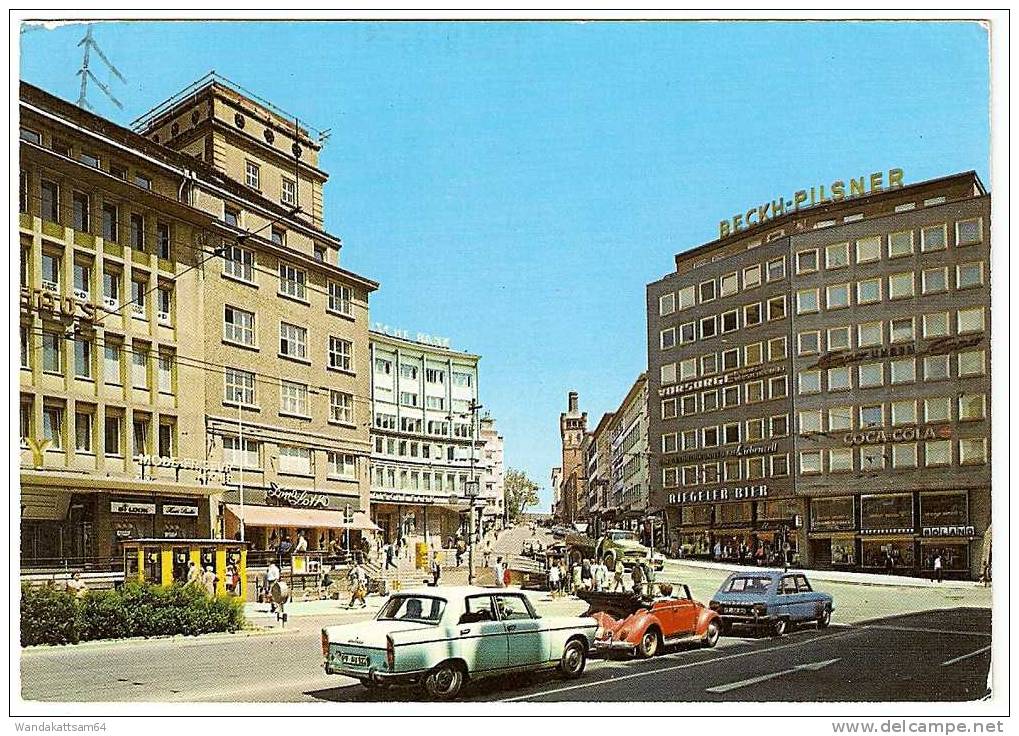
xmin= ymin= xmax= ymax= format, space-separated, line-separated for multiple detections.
xmin=941 ymin=646 xmax=992 ymax=667
xmin=861 ymin=625 xmax=991 ymax=638
xmin=499 ymin=628 xmax=860 ymax=702
xmin=704 ymin=658 xmax=840 ymax=694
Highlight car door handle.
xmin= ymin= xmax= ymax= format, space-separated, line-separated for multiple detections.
xmin=506 ymin=624 xmax=517 ymax=631
xmin=460 ymin=628 xmax=471 ymax=635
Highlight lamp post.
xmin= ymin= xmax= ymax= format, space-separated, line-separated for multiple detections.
xmin=449 ymin=399 xmax=483 ymax=584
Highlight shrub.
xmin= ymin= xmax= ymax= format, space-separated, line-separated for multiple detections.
xmin=20 ymin=581 xmax=246 ymax=646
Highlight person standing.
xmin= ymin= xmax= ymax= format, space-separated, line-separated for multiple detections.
xmin=65 ymin=572 xmax=88 ymax=599
xmin=266 ymin=561 xmax=281 ymax=609
xmin=493 ymin=556 xmax=505 ymax=588
xmin=347 ymin=562 xmax=368 ymax=608
xmin=384 ymin=542 xmax=398 ymax=570
xmin=580 ymin=558 xmax=593 ymax=591
xmin=631 ymin=560 xmax=644 ymax=595
xmin=201 ymin=566 xmax=218 ymax=597
xmin=186 ymin=560 xmax=201 ymax=587
xmin=547 ymin=562 xmax=560 ymax=598
xmin=933 ymin=554 xmax=944 ymax=583
xmin=612 ymin=560 xmax=625 ymax=592
xmin=277 ymin=535 xmax=293 ymax=568
xmin=456 ymin=538 xmax=466 ymax=567
xmin=713 ymin=541 xmax=722 ymax=561
xmin=482 ymin=539 xmax=492 ymax=568
xmin=295 ymin=532 xmax=308 ymax=553
xmin=430 ymin=552 xmax=442 ymax=587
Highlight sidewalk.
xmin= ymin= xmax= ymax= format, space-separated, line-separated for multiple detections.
xmin=666 ymin=556 xmax=985 ymax=589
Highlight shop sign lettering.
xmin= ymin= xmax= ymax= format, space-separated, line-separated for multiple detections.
xmin=659 ymin=364 xmax=784 ymax=398
xmin=843 ymin=425 xmax=951 ymax=446
xmin=162 ymin=504 xmax=199 ymax=517
xmin=266 ymin=482 xmax=329 ymax=509
xmin=668 ymin=484 xmax=768 ymax=506
xmin=719 ymin=168 xmax=904 ymax=239
xmin=137 ymin=454 xmax=234 ymax=474
xmin=810 ymin=334 xmax=984 ymax=371
xmin=20 ymin=287 xmax=99 ymax=322
xmin=667 ymin=441 xmax=779 ymax=465
xmin=922 ymin=525 xmax=975 ymax=538
xmin=111 ymin=501 xmax=156 ymax=515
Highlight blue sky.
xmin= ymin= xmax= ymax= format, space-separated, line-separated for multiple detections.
xmin=20 ymin=21 xmax=989 ymax=511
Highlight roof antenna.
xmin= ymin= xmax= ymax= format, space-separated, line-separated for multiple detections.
xmin=76 ymin=25 xmax=126 ymax=111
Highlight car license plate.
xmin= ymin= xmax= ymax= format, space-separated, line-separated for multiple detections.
xmin=341 ymin=653 xmax=370 ymax=667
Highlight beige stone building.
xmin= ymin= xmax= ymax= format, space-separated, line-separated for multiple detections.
xmin=19 ymin=75 xmax=377 ymax=567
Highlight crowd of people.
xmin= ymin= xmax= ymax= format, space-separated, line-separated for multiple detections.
xmin=545 ymin=556 xmax=655 ymax=598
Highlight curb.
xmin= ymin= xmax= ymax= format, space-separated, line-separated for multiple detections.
xmin=21 ymin=624 xmax=303 ymax=654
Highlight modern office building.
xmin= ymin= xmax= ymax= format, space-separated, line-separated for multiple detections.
xmin=479 ymin=415 xmax=506 ymax=532
xmin=19 ymin=75 xmax=378 ymax=565
xmin=368 ymin=330 xmax=485 ymax=548
xmin=647 ymin=170 xmax=990 ymax=578
xmin=584 ymin=412 xmax=615 ymax=537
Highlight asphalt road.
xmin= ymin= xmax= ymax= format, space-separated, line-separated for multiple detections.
xmin=20 ymin=548 xmax=992 ymax=703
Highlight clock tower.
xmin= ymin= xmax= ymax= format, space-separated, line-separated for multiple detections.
xmin=557 ymin=392 xmax=588 ymax=524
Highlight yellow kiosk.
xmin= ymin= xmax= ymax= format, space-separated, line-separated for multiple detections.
xmin=120 ymin=539 xmax=249 ymax=598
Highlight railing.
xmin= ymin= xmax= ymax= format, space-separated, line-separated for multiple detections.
xmin=20 ymin=556 xmax=124 ymax=575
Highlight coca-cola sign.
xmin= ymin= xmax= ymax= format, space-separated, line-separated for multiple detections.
xmin=266 ymin=482 xmax=329 ymax=509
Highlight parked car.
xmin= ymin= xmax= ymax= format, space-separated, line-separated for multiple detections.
xmin=709 ymin=570 xmax=833 ymax=637
xmin=321 ymin=586 xmax=598 ymax=699
xmin=580 ymin=585 xmax=721 ymax=657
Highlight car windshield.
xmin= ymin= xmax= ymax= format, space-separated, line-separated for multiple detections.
xmin=377 ymin=595 xmax=446 ymax=624
xmin=609 ymin=531 xmax=638 ymax=542
xmin=725 ymin=576 xmax=772 ymax=593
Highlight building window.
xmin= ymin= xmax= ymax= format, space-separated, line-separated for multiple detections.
xmin=223 ymin=245 xmax=255 ymax=283
xmin=329 ymin=453 xmax=358 ymax=480
xmin=20 ymin=170 xmax=29 ymax=213
xmin=888 ymin=272 xmax=915 ymax=300
xmin=699 ymin=280 xmax=716 ymax=303
xmin=743 ymin=303 xmax=762 ymax=327
xmin=700 ymin=315 xmax=718 ymax=339
xmin=225 ymin=367 xmax=256 ymax=405
xmin=827 ymin=366 xmax=852 ymax=392
xmin=923 ymin=312 xmax=950 ymax=339
xmin=280 ymin=381 xmax=309 ymax=416
xmin=680 ymin=357 xmax=697 ymax=380
xmin=678 ymin=285 xmax=696 ymax=310
xmin=924 ymin=397 xmax=951 ymax=423
xmin=800 ymin=451 xmax=822 ymax=475
xmin=722 ymin=385 xmax=740 ymax=408
xmin=891 ymin=400 xmax=916 ymax=426
xmin=452 ymin=371 xmax=473 ymax=387
xmin=888 ymin=230 xmax=914 ymax=258
xmin=825 ymin=242 xmax=850 ymax=269
xmin=798 ymin=331 xmax=820 ymax=356
xmin=767 ymin=257 xmax=785 ymax=281
xmin=75 ymin=410 xmax=93 ymax=453
xmin=279 ymin=322 xmax=308 ymax=359
xmin=130 ymin=213 xmax=145 ymax=250
xmin=73 ymin=191 xmax=90 ymax=232
xmin=798 ymin=370 xmax=821 ymax=395
xmin=827 ymin=406 xmax=852 ymax=431
xmin=329 ymin=282 xmax=353 ymax=315
xmin=767 ymin=295 xmax=786 ymax=321
xmin=720 ymin=272 xmax=739 ymax=297
xmin=701 ymin=390 xmax=719 ymax=412
xmin=279 ymin=263 xmax=307 ymax=300
xmin=924 ymin=440 xmax=951 ymax=468
xmin=41 ymin=180 xmax=60 ymax=222
xmin=328 ymin=336 xmax=353 ymax=371
xmin=858 ymin=363 xmax=884 ymax=388
xmin=660 ymin=363 xmax=676 ymax=385
xmin=721 ymin=349 xmax=739 ymax=371
xmin=278 ymin=445 xmax=312 ymax=475
xmin=921 ymin=267 xmax=949 ymax=295
xmin=921 ymin=224 xmax=947 ymax=252
xmin=131 ymin=279 xmax=147 ymax=318
xmin=658 ymin=292 xmax=675 ymax=316
xmin=860 ymin=446 xmax=887 ymax=471
xmin=330 ymin=390 xmax=354 ymax=424
xmin=769 ymin=375 xmax=787 ymax=399
xmin=158 ymin=352 xmax=174 ymax=394
xmin=133 ymin=416 xmax=150 ymax=455
xmin=104 ymin=414 xmax=122 ymax=456
xmin=314 ymin=246 xmax=327 ymax=262
xmin=799 ymin=410 xmax=822 ymax=434
xmin=721 ymin=310 xmax=738 ymax=333
xmin=796 ymin=249 xmax=818 ymax=274
xmin=134 ymin=174 xmax=151 ymax=190
xmin=157 ymin=286 xmax=172 ymax=325
xmin=281 ymin=177 xmax=297 ymax=206
xmin=20 ymin=127 xmax=41 ymax=144
xmin=956 ymin=262 xmax=985 ymax=290
xmin=957 ymin=350 xmax=986 ymax=377
xmin=41 ymin=252 xmax=61 ymax=293
xmin=660 ymin=328 xmax=676 ymax=350
xmin=661 ymin=399 xmax=677 ymax=420
xmin=43 ymin=404 xmax=64 ymax=449
xmin=743 ymin=265 xmax=762 ymax=289
xmin=245 ymin=161 xmax=261 ymax=189
xmin=271 ymin=229 xmax=285 ymax=246
xmin=223 ymin=436 xmax=259 ymax=468
xmin=856 ymin=236 xmax=881 ymax=264
xmin=856 ymin=277 xmax=882 ymax=305
xmin=20 ymin=326 xmax=31 ymax=370
xmin=890 ymin=358 xmax=916 ymax=384
xmin=744 ymin=381 xmax=764 ymax=404
xmin=796 ymin=289 xmax=819 ymax=314
xmin=102 ymin=203 xmax=119 ymax=242
xmin=892 ymin=444 xmax=917 ymax=469
xmin=42 ymin=331 xmax=62 ymax=374
xmin=958 ymin=394 xmax=986 ymax=421
xmin=860 ymin=404 xmax=884 ymax=428
xmin=923 ymin=355 xmax=950 ymax=381
xmin=103 ymin=341 xmax=122 ymax=384
xmin=744 ymin=342 xmax=763 ymax=366
xmin=857 ymin=322 xmax=882 ymax=348
xmin=400 ymin=391 xmax=420 ymax=408
xmin=826 ymin=283 xmax=851 ymax=310
xmin=132 ymin=347 xmax=149 ymax=389
xmin=680 ymin=395 xmax=697 ymax=416
xmin=73 ymin=261 xmax=91 ymax=300
xmin=957 ymin=307 xmax=985 ymax=334
xmin=156 ymin=222 xmax=171 ymax=260
xmin=701 ymin=353 xmax=718 ymax=375
xmin=955 ymin=218 xmax=983 ymax=246
xmin=829 ymin=448 xmax=853 ymax=473
xmin=224 ymin=208 xmax=240 ymax=228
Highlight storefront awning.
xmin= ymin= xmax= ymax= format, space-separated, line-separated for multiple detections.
xmin=225 ymin=504 xmax=380 ymax=531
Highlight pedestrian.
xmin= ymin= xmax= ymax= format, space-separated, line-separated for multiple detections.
xmin=933 ymin=554 xmax=944 ymax=583
xmin=493 ymin=556 xmax=505 ymax=588
xmin=429 ymin=552 xmax=442 ymax=587
xmin=571 ymin=561 xmax=582 ymax=595
xmin=631 ymin=560 xmax=644 ymax=596
xmin=885 ymin=552 xmax=895 ymax=575
xmin=755 ymin=545 xmax=765 ymax=567
xmin=277 ymin=535 xmax=293 ymax=567
xmin=186 ymin=560 xmax=201 ymax=587
xmin=547 ymin=561 xmax=560 ymax=598
xmin=347 ymin=562 xmax=368 ymax=608
xmin=594 ymin=559 xmax=608 ymax=592
xmin=65 ymin=572 xmax=88 ymax=599
xmin=612 ymin=559 xmax=625 ymax=592
xmin=265 ymin=561 xmax=281 ymax=609
xmin=384 ymin=542 xmax=398 ymax=570
xmin=456 ymin=538 xmax=466 ymax=567
xmin=581 ymin=558 xmax=592 ymax=591
xmin=295 ymin=532 xmax=308 ymax=553
xmin=202 ymin=566 xmax=218 ymax=597
xmin=713 ymin=541 xmax=722 ymax=561
xmin=483 ymin=539 xmax=492 ymax=567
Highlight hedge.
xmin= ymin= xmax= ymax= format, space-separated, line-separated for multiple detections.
xmin=21 ymin=581 xmax=246 ymax=647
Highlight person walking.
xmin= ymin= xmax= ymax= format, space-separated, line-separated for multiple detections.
xmin=933 ymin=554 xmax=944 ymax=583
xmin=580 ymin=558 xmax=593 ymax=591
xmin=265 ymin=561 xmax=281 ymax=609
xmin=631 ymin=560 xmax=644 ymax=596
xmin=612 ymin=560 xmax=625 ymax=592
xmin=201 ymin=566 xmax=218 ymax=597
xmin=483 ymin=539 xmax=493 ymax=568
xmin=493 ymin=556 xmax=505 ymax=588
xmin=456 ymin=538 xmax=466 ymax=567
xmin=713 ymin=541 xmax=722 ymax=561
xmin=347 ymin=562 xmax=368 ymax=608
xmin=186 ymin=560 xmax=202 ymax=587
xmin=384 ymin=542 xmax=398 ymax=570
xmin=429 ymin=552 xmax=442 ymax=587
xmin=547 ymin=561 xmax=561 ymax=598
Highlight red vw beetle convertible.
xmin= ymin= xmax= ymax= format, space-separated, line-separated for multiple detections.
xmin=578 ymin=585 xmax=722 ymax=658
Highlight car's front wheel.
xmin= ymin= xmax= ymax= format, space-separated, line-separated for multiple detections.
xmin=423 ymin=662 xmax=466 ymax=700
xmin=771 ymin=618 xmax=788 ymax=637
xmin=559 ymin=639 xmax=587 ymax=679
xmin=702 ymin=620 xmax=720 ymax=648
xmin=817 ymin=606 xmax=832 ymax=629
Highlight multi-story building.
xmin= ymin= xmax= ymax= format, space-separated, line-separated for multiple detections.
xmin=555 ymin=391 xmax=588 ymax=525
xmin=585 ymin=413 xmax=615 ymax=538
xmin=609 ymin=374 xmax=650 ymax=534
xmin=479 ymin=415 xmax=506 ymax=531
xmin=19 ymin=75 xmax=378 ymax=566
xmin=368 ymin=330 xmax=484 ymax=548
xmin=647 ymin=170 xmax=990 ymax=579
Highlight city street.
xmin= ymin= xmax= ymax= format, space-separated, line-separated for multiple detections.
xmin=21 ymin=533 xmax=992 ymax=703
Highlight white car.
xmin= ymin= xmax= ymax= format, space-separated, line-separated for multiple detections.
xmin=322 ymin=585 xmax=597 ymax=699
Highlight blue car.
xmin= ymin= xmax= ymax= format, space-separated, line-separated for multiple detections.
xmin=709 ymin=570 xmax=833 ymax=637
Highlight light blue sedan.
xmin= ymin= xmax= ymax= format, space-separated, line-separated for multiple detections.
xmin=322 ymin=585 xmax=598 ymax=699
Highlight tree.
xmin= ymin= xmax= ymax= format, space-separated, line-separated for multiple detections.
xmin=504 ymin=468 xmax=540 ymax=522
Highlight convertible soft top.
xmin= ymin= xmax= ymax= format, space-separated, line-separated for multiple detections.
xmin=576 ymin=590 xmax=650 ymax=619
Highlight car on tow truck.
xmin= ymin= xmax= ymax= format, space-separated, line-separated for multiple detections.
xmin=580 ymin=585 xmax=721 ymax=657
xmin=709 ymin=570 xmax=833 ymax=637
xmin=321 ymin=586 xmax=598 ymax=700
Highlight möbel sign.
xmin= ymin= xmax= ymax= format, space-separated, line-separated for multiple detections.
xmin=719 ymin=168 xmax=904 ymax=239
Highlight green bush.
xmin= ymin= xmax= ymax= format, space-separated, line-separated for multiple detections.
xmin=21 ymin=581 xmax=246 ymax=646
